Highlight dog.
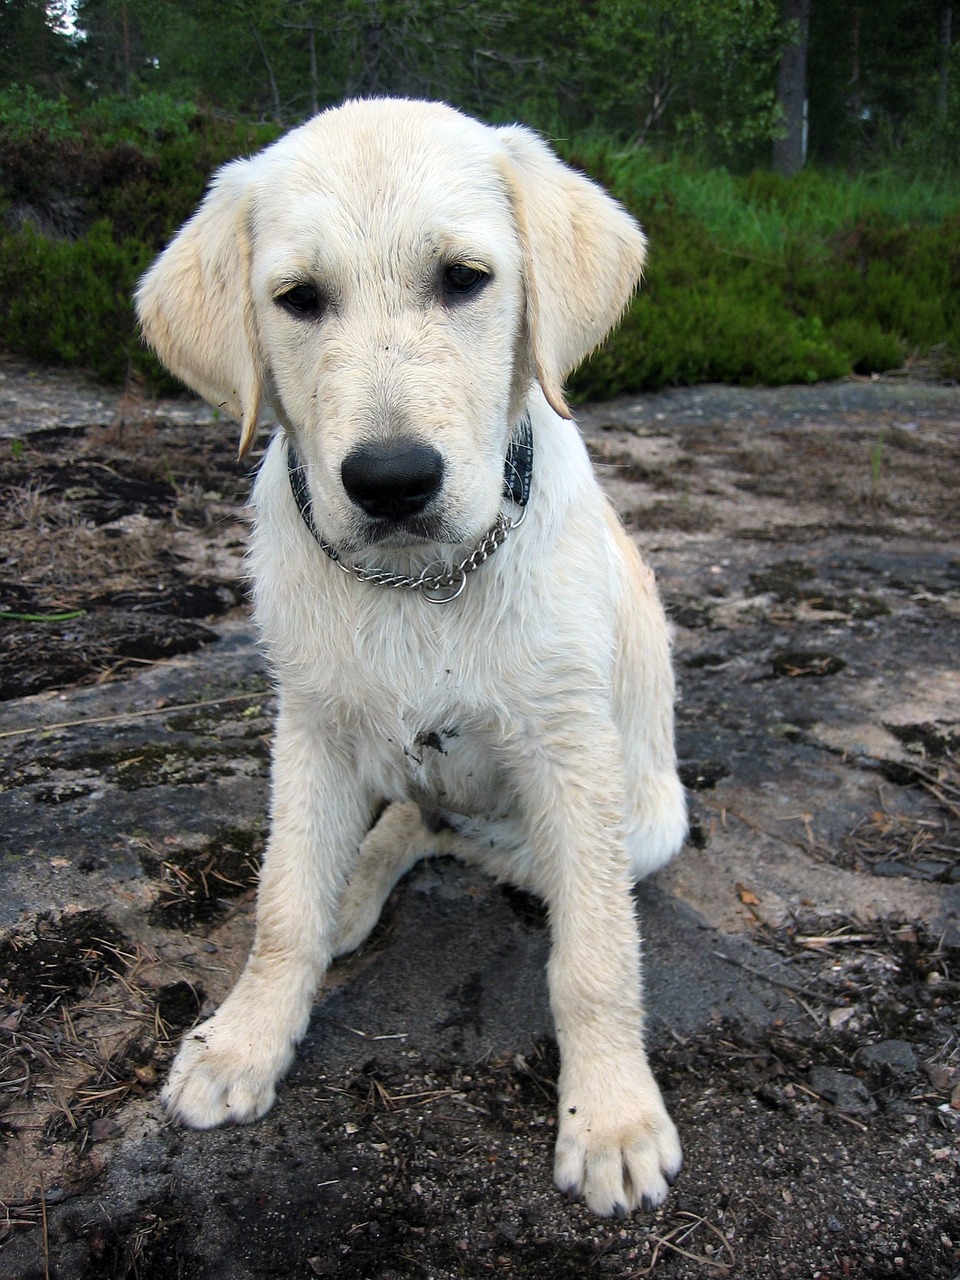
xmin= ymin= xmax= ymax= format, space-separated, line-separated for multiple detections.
xmin=137 ymin=98 xmax=687 ymax=1218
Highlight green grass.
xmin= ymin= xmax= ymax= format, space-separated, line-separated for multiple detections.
xmin=559 ymin=135 xmax=960 ymax=396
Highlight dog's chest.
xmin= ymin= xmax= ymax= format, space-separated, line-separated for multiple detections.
xmin=358 ymin=704 xmax=506 ymax=815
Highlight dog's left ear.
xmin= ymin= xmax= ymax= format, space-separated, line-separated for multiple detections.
xmin=136 ymin=158 xmax=264 ymax=458
xmin=496 ymin=126 xmax=647 ymax=419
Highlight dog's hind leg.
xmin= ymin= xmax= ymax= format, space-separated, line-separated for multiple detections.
xmin=332 ymin=803 xmax=469 ymax=957
xmin=334 ymin=803 xmax=557 ymax=958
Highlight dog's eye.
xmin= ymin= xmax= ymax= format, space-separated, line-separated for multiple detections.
xmin=276 ymin=283 xmax=324 ymax=317
xmin=442 ymin=263 xmax=487 ymax=298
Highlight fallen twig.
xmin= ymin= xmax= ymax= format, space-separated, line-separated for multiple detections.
xmin=632 ymin=1210 xmax=735 ymax=1275
xmin=0 ymin=690 xmax=271 ymax=741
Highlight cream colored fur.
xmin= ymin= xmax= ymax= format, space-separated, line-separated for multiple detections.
xmin=137 ymin=98 xmax=687 ymax=1218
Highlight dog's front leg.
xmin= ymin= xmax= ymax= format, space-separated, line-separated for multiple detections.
xmin=162 ymin=704 xmax=370 ymax=1128
xmin=515 ymin=717 xmax=682 ymax=1217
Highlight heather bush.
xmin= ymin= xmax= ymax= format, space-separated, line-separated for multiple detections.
xmin=0 ymin=220 xmax=155 ymax=381
xmin=0 ymin=97 xmax=956 ymax=394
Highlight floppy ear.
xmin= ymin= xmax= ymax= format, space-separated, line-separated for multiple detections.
xmin=496 ymin=126 xmax=647 ymax=419
xmin=136 ymin=158 xmax=264 ymax=458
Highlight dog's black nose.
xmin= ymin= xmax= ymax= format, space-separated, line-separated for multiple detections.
xmin=341 ymin=440 xmax=444 ymax=520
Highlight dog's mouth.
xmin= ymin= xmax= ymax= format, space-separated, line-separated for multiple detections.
xmin=287 ymin=417 xmax=532 ymax=599
xmin=346 ymin=509 xmax=466 ymax=551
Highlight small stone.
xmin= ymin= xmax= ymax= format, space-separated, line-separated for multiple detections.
xmin=496 ymin=1219 xmax=520 ymax=1245
xmin=809 ymin=1066 xmax=876 ymax=1117
xmin=88 ymin=1117 xmax=122 ymax=1142
xmin=858 ymin=1040 xmax=918 ymax=1076
xmin=926 ymin=1059 xmax=957 ymax=1090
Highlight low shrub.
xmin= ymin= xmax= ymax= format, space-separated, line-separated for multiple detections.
xmin=0 ymin=98 xmax=955 ymax=395
xmin=0 ymin=221 xmax=155 ymax=382
xmin=569 ymin=153 xmax=959 ymax=396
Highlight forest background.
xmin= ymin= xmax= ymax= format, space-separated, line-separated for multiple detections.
xmin=0 ymin=0 xmax=957 ymax=397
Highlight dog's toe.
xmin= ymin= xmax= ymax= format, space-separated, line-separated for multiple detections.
xmin=554 ymin=1077 xmax=681 ymax=1217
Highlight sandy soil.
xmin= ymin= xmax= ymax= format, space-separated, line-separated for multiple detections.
xmin=0 ymin=359 xmax=958 ymax=1278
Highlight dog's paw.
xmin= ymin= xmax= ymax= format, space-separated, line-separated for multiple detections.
xmin=161 ymin=1015 xmax=292 ymax=1129
xmin=553 ymin=1073 xmax=682 ymax=1217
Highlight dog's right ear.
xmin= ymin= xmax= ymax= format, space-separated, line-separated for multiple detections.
xmin=136 ymin=159 xmax=264 ymax=458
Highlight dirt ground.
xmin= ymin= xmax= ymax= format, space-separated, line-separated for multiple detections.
xmin=0 ymin=355 xmax=958 ymax=1279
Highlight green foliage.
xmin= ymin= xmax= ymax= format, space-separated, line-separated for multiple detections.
xmin=0 ymin=84 xmax=79 ymax=141
xmin=0 ymin=95 xmax=955 ymax=395
xmin=569 ymin=0 xmax=784 ymax=162
xmin=0 ymin=95 xmax=281 ymax=386
xmin=79 ymin=92 xmax=198 ymax=148
xmin=0 ymin=220 xmax=154 ymax=381
xmin=570 ymin=210 xmax=852 ymax=399
xmin=0 ymin=99 xmax=280 ymax=242
xmin=567 ymin=139 xmax=959 ymax=395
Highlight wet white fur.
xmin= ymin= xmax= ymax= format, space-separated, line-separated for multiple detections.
xmin=137 ymin=98 xmax=686 ymax=1217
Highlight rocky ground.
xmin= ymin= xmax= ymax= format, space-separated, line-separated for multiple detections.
xmin=0 ymin=356 xmax=958 ymax=1278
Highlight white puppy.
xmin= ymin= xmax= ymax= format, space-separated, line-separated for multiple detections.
xmin=137 ymin=98 xmax=687 ymax=1218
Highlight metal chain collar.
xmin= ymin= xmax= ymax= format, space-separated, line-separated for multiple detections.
xmin=321 ymin=505 xmax=525 ymax=603
xmin=287 ymin=418 xmax=532 ymax=604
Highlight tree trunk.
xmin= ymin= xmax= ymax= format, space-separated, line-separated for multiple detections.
xmin=773 ymin=0 xmax=811 ymax=176
xmin=309 ymin=24 xmax=319 ymax=116
xmin=940 ymin=3 xmax=953 ymax=120
xmin=251 ymin=25 xmax=284 ymax=123
xmin=121 ymin=0 xmax=131 ymax=97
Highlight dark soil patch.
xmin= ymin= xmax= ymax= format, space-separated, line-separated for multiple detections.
xmin=770 ymin=648 xmax=847 ymax=678
xmin=154 ymin=981 xmax=205 ymax=1038
xmin=666 ymin=597 xmax=715 ymax=629
xmin=0 ymin=612 xmax=220 ymax=700
xmin=0 ymin=416 xmax=252 ymax=700
xmin=24 ymin=459 xmax=178 ymax=525
xmin=88 ymin=579 xmax=242 ymax=618
xmin=0 ymin=911 xmax=130 ymax=1007
xmin=141 ymin=826 xmax=263 ymax=928
xmin=837 ymin=744 xmax=960 ymax=882
xmin=678 ymin=758 xmax=731 ymax=790
xmin=749 ymin=558 xmax=891 ymax=619
xmin=749 ymin=558 xmax=817 ymax=599
xmin=72 ymin=1189 xmax=203 ymax=1280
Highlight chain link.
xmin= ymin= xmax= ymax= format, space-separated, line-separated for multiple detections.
xmin=322 ymin=506 xmax=526 ymax=603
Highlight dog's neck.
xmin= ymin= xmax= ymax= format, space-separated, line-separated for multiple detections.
xmin=286 ymin=415 xmax=533 ymax=603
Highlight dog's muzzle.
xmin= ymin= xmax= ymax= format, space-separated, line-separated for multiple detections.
xmin=287 ymin=416 xmax=533 ymax=602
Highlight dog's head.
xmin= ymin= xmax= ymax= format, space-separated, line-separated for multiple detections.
xmin=137 ymin=99 xmax=646 ymax=552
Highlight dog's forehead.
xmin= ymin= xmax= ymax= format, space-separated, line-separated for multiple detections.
xmin=250 ymin=100 xmax=512 ymax=255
